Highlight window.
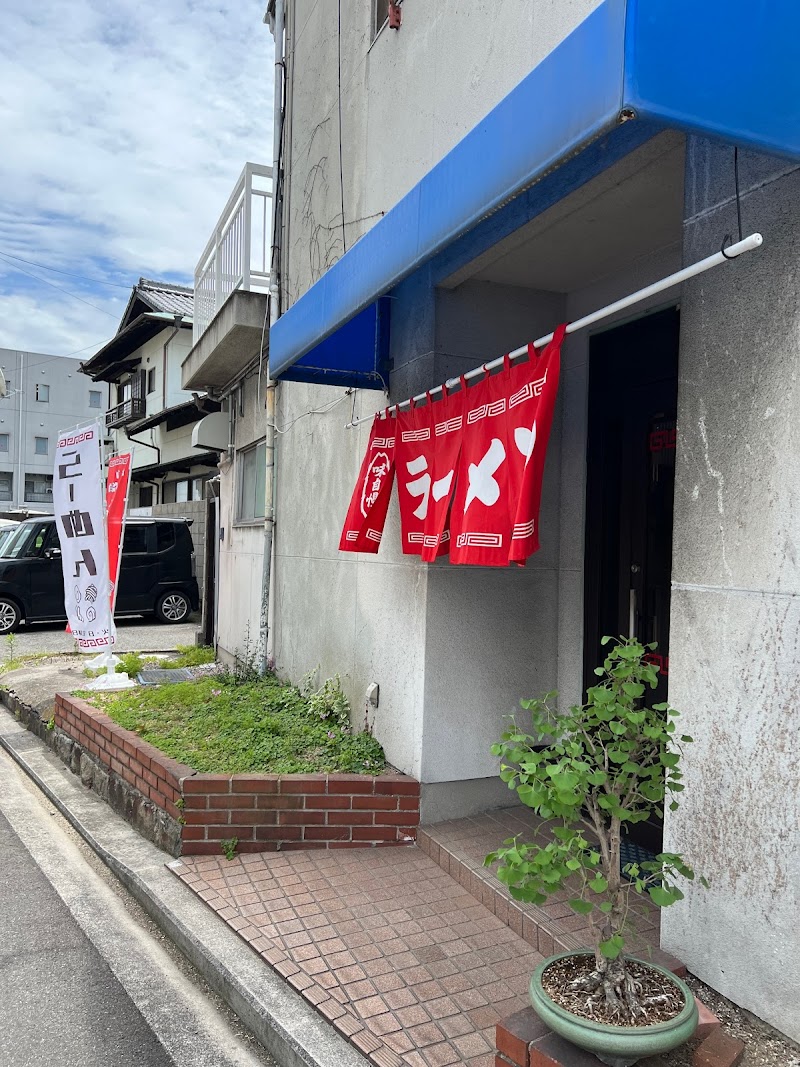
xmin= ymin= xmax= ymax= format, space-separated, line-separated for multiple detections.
xmin=25 ymin=473 xmax=53 ymax=502
xmin=0 ymin=434 xmax=8 ymax=452
xmin=34 ymin=436 xmax=48 ymax=456
xmin=138 ymin=485 xmax=153 ymax=507
xmin=122 ymin=525 xmax=149 ymax=554
xmin=2 ymin=520 xmax=51 ymax=558
xmin=372 ymin=0 xmax=388 ymax=37
xmin=0 ymin=471 xmax=12 ymax=501
xmin=237 ymin=442 xmax=266 ymax=521
xmin=35 ymin=383 xmax=50 ymax=403
xmin=163 ymin=476 xmax=204 ymax=504
xmin=147 ymin=367 xmax=156 ymax=394
xmin=89 ymin=390 xmax=102 ymax=409
xmin=156 ymin=523 xmax=175 ymax=552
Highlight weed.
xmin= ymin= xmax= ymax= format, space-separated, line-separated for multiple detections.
xmin=45 ymin=717 xmax=55 ymax=732
xmin=77 ymin=672 xmax=386 ymax=775
xmin=163 ymin=645 xmax=216 ymax=669
xmin=305 ymin=674 xmax=352 ymax=731
xmin=220 ymin=837 xmax=238 ymax=860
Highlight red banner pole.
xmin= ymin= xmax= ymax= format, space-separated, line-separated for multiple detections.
xmin=105 ymin=454 xmax=132 ymax=615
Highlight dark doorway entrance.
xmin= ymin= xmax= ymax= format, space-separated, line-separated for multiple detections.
xmin=583 ymin=306 xmax=679 ymax=852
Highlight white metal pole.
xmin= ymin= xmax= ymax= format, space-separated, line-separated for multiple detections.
xmin=344 ymin=232 xmax=763 ymax=429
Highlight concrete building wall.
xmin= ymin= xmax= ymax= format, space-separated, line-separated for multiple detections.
xmin=272 ymin=0 xmax=606 ymax=777
xmin=283 ymin=0 xmax=603 ymax=303
xmin=0 ymin=349 xmax=106 ymax=514
xmin=214 ymin=371 xmax=270 ymax=665
xmin=661 ymin=139 xmax=800 ymax=1043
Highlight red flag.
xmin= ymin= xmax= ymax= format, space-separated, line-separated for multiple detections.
xmin=449 ymin=325 xmax=566 ymax=566
xmin=508 ymin=325 xmax=565 ymax=562
xmin=339 ymin=412 xmax=395 ymax=553
xmin=106 ymin=453 xmax=131 ymax=611
xmin=395 ymin=396 xmax=437 ymax=555
xmin=420 ymin=380 xmax=466 ymax=562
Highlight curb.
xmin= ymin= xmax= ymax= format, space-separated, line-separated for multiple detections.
xmin=0 ymin=706 xmax=371 ymax=1067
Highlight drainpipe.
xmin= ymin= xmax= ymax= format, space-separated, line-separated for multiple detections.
xmin=162 ymin=315 xmax=184 ymax=410
xmin=124 ymin=428 xmax=161 ymax=467
xmin=16 ymin=351 xmax=24 ymax=509
xmin=259 ymin=0 xmax=285 ymax=674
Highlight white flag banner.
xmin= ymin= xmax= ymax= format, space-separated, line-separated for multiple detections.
xmin=53 ymin=422 xmax=117 ymax=652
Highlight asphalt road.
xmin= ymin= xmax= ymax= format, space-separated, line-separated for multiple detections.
xmin=7 ymin=614 xmax=202 ymax=656
xmin=0 ymin=749 xmax=275 ymax=1067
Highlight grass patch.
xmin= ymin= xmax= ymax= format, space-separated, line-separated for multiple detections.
xmin=165 ymin=644 xmax=217 ymax=668
xmin=76 ymin=672 xmax=386 ymax=776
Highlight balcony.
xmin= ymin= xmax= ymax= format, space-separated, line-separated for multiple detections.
xmin=182 ymin=163 xmax=273 ymax=392
xmin=105 ymin=397 xmax=145 ymax=428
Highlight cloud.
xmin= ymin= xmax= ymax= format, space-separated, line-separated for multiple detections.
xmin=0 ymin=0 xmax=273 ymax=354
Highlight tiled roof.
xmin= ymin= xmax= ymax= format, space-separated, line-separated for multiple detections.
xmin=135 ymin=277 xmax=194 ymax=317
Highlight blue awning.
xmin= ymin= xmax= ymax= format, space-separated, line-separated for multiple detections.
xmin=270 ymin=0 xmax=800 ymax=384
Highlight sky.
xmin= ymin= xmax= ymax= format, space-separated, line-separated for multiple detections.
xmin=0 ymin=1 xmax=273 ymax=358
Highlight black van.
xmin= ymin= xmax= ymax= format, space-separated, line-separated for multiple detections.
xmin=0 ymin=516 xmax=200 ymax=634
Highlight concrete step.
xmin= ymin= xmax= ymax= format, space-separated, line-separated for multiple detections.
xmin=417 ymin=807 xmax=685 ymax=974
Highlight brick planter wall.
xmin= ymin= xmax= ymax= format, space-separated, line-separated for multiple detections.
xmin=53 ymin=693 xmax=420 ymax=857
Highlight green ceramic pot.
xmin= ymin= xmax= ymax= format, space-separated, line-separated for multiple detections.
xmin=529 ymin=952 xmax=698 ymax=1067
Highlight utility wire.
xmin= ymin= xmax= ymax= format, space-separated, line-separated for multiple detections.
xmin=0 ymin=251 xmax=120 ymax=319
xmin=0 ymin=248 xmax=133 ymax=289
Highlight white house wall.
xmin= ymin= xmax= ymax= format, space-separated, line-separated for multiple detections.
xmin=108 ymin=328 xmax=210 ymax=479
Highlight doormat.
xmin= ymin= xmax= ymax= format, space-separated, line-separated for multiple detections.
xmin=620 ymin=836 xmax=657 ymax=875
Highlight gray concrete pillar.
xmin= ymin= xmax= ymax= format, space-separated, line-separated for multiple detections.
xmin=662 ymin=137 xmax=800 ymax=1041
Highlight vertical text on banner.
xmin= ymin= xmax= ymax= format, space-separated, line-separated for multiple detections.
xmin=53 ymin=423 xmax=116 ymax=650
xmin=339 ymin=412 xmax=396 ymax=552
xmin=449 ymin=325 xmax=566 ymax=566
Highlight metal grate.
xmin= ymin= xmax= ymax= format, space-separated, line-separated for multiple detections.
xmin=137 ymin=668 xmax=194 ymax=685
xmin=620 ymin=836 xmax=658 ymax=881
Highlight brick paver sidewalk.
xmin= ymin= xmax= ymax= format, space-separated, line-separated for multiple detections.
xmin=171 ymin=846 xmax=540 ymax=1067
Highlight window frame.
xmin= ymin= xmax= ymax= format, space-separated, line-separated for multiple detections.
xmin=147 ymin=367 xmax=157 ymax=394
xmin=34 ymin=436 xmax=48 ymax=456
xmin=35 ymin=383 xmax=50 ymax=403
xmin=236 ymin=441 xmax=267 ymax=523
xmin=24 ymin=472 xmax=53 ymax=502
xmin=88 ymin=389 xmax=102 ymax=409
xmin=0 ymin=470 xmax=12 ymax=501
xmin=372 ymin=0 xmax=388 ymax=39
xmin=0 ymin=434 xmax=9 ymax=453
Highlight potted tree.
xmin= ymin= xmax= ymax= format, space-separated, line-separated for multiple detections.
xmin=486 ymin=637 xmax=705 ymax=1067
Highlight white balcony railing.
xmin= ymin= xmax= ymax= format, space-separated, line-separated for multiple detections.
xmin=193 ymin=163 xmax=273 ymax=343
